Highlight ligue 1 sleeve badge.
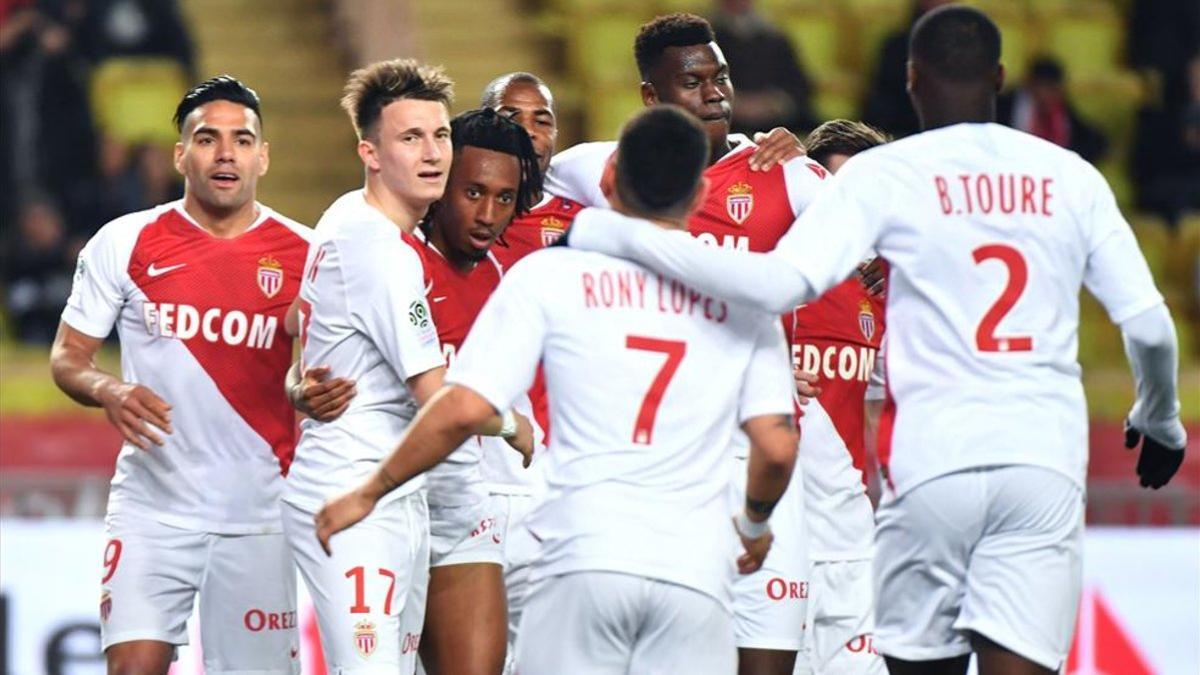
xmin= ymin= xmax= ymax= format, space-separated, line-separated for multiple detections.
xmin=858 ymin=299 xmax=876 ymax=341
xmin=540 ymin=215 xmax=566 ymax=246
xmin=354 ymin=619 xmax=377 ymax=657
xmin=726 ymin=181 xmax=754 ymax=224
xmin=257 ymin=255 xmax=284 ymax=298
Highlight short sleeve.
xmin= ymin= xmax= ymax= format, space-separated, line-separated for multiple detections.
xmin=865 ymin=335 xmax=887 ymax=401
xmin=1080 ymin=166 xmax=1164 ymax=324
xmin=774 ymin=153 xmax=887 ymax=299
xmin=446 ymin=260 xmax=549 ymax=413
xmin=544 ymin=142 xmax=614 ymax=208
xmin=738 ymin=319 xmax=796 ymax=423
xmin=61 ymin=223 xmax=131 ymax=338
xmin=781 ymin=155 xmax=830 ymax=217
xmin=346 ymin=237 xmax=444 ymax=381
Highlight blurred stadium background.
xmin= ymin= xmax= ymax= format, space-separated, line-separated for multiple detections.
xmin=0 ymin=0 xmax=1196 ymax=672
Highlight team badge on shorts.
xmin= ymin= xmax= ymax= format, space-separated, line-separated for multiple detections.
xmin=726 ymin=182 xmax=754 ymax=224
xmin=257 ymin=255 xmax=284 ymax=298
xmin=353 ymin=620 xmax=377 ymax=658
xmin=858 ymin=300 xmax=876 ymax=341
xmin=540 ymin=216 xmax=566 ymax=246
xmin=99 ymin=591 xmax=112 ymax=622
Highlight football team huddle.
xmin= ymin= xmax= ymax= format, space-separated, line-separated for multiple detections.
xmin=49 ymin=5 xmax=1187 ymax=675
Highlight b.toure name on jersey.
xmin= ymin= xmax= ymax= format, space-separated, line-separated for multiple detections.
xmin=141 ymin=301 xmax=280 ymax=350
xmin=791 ymin=343 xmax=877 ymax=383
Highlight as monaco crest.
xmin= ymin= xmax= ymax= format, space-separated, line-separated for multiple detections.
xmin=257 ymin=255 xmax=284 ymax=299
xmin=858 ymin=300 xmax=876 ymax=341
xmin=726 ymin=182 xmax=754 ymax=224
xmin=354 ymin=620 xmax=377 ymax=658
xmin=540 ymin=216 xmax=566 ymax=246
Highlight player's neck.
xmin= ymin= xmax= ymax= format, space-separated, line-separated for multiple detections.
xmin=707 ymin=135 xmax=733 ymax=166
xmin=363 ymin=177 xmax=427 ymax=234
xmin=181 ymin=194 xmax=259 ymax=238
xmin=426 ymin=225 xmax=477 ymax=273
xmin=917 ymin=92 xmax=996 ymax=131
xmin=616 ymin=206 xmax=688 ymax=232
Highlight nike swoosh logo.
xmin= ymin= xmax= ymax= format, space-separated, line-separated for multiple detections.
xmin=432 ymin=296 xmax=447 ymax=303
xmin=147 ymin=263 xmax=187 ymax=277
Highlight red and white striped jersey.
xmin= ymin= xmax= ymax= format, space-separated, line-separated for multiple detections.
xmin=787 ymin=276 xmax=886 ymax=559
xmin=62 ymin=201 xmax=310 ymax=534
xmin=491 ymin=192 xmax=583 ymax=270
xmin=284 ymin=190 xmax=445 ymax=512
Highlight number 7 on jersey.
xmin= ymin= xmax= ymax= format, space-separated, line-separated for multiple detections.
xmin=626 ymin=336 xmax=687 ymax=445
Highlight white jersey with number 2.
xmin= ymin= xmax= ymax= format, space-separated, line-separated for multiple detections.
xmin=446 ymin=211 xmax=795 ymax=605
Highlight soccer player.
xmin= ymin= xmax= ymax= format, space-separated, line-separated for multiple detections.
xmin=482 ymin=72 xmax=584 ymax=267
xmin=50 ymin=76 xmax=309 ymax=674
xmin=280 ymin=60 xmax=529 ymax=673
xmin=562 ymin=7 xmax=1189 ymax=675
xmin=791 ymin=119 xmax=891 ymax=675
xmin=544 ymin=14 xmax=827 ymax=672
xmin=314 ymin=104 xmax=800 ymax=675
xmin=409 ymin=107 xmax=541 ymax=675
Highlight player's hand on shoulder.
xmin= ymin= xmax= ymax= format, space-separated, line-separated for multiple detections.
xmin=793 ymin=368 xmax=821 ymax=405
xmin=750 ymin=127 xmax=806 ymax=171
xmin=1124 ymin=415 xmax=1187 ymax=490
xmin=314 ymin=486 xmax=376 ymax=556
xmin=505 ymin=411 xmax=536 ymax=468
xmin=98 ymin=381 xmax=172 ymax=451
xmin=292 ymin=365 xmax=356 ymax=422
xmin=733 ymin=517 xmax=774 ymax=575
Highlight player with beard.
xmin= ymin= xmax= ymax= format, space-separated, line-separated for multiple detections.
xmin=544 ymin=14 xmax=827 ymax=673
xmin=51 ymin=76 xmax=310 ymax=674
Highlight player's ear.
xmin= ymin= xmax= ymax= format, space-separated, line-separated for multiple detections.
xmin=599 ymin=152 xmax=618 ymax=203
xmin=995 ymin=63 xmax=1005 ymax=93
xmin=640 ymin=82 xmax=658 ymax=107
xmin=173 ymin=142 xmax=185 ymax=175
xmin=905 ymin=60 xmax=917 ymax=96
xmin=357 ymin=138 xmax=380 ymax=172
xmin=258 ymin=140 xmax=270 ymax=176
xmin=686 ymin=177 xmax=711 ymax=217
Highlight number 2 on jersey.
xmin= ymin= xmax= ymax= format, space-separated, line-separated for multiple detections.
xmin=626 ymin=336 xmax=686 ymax=445
xmin=972 ymin=244 xmax=1033 ymax=352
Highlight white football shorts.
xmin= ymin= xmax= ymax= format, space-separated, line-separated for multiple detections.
xmin=516 ymin=571 xmax=736 ymax=675
xmin=282 ymin=494 xmax=429 ymax=674
xmin=429 ymin=497 xmax=504 ymax=568
xmin=798 ymin=558 xmax=885 ymax=675
xmin=100 ymin=512 xmax=299 ymax=674
xmin=729 ymin=455 xmax=810 ymax=651
xmin=873 ymin=465 xmax=1084 ymax=671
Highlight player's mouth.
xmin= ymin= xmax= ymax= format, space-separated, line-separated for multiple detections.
xmin=210 ymin=171 xmax=240 ymax=188
xmin=697 ymin=108 xmax=731 ymax=124
xmin=468 ymin=228 xmax=496 ymax=250
xmin=418 ymin=170 xmax=444 ymax=184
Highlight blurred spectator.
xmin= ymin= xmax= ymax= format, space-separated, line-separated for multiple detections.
xmin=1128 ymin=0 xmax=1200 ymax=114
xmin=998 ymin=57 xmax=1108 ymax=164
xmin=709 ymin=0 xmax=818 ymax=135
xmin=1132 ymin=56 xmax=1200 ymax=231
xmin=1 ymin=0 xmax=95 ymax=229
xmin=66 ymin=137 xmax=182 ymax=238
xmin=861 ymin=0 xmax=951 ymax=139
xmin=77 ymin=0 xmax=195 ymax=79
xmin=2 ymin=197 xmax=76 ymax=343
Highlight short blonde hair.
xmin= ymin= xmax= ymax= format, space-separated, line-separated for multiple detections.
xmin=340 ymin=59 xmax=454 ymax=140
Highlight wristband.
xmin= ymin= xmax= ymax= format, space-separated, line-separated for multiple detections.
xmin=499 ymin=409 xmax=518 ymax=438
xmin=734 ymin=511 xmax=770 ymax=540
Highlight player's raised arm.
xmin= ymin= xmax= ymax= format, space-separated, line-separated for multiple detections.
xmin=567 ymin=155 xmax=883 ymax=314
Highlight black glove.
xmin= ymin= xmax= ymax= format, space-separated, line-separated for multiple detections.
xmin=1124 ymin=419 xmax=1185 ymax=489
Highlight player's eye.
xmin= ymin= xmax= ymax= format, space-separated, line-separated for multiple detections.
xmin=716 ymin=75 xmax=729 ymax=84
xmin=436 ymin=130 xmax=451 ymax=140
xmin=236 ymin=138 xmax=252 ymax=147
xmin=684 ymin=81 xmax=700 ymax=89
xmin=401 ymin=134 xmax=418 ymax=143
xmin=466 ymin=187 xmax=482 ymax=199
xmin=498 ymin=193 xmax=515 ymax=204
